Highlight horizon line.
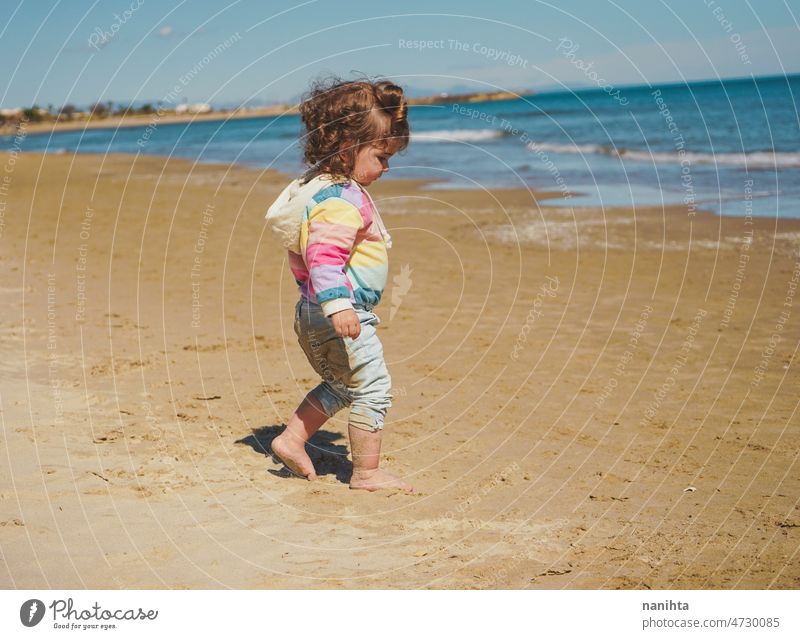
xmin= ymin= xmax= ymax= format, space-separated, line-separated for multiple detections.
xmin=3 ymin=69 xmax=799 ymax=111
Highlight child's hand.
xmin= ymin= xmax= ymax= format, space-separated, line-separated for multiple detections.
xmin=330 ymin=308 xmax=361 ymax=339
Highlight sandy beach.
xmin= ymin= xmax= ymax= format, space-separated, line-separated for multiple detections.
xmin=1 ymin=150 xmax=798 ymax=589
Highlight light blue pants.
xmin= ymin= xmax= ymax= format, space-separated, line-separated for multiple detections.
xmin=293 ymin=297 xmax=392 ymax=432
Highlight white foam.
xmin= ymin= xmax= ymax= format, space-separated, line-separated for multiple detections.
xmin=414 ymin=129 xmax=506 ymax=143
xmin=482 ymin=216 xmax=630 ymax=250
xmin=526 ymin=141 xmax=800 ymax=169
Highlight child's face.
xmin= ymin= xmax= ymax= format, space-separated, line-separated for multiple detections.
xmin=350 ymin=143 xmax=395 ymax=186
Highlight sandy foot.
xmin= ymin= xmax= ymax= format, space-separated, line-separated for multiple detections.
xmin=270 ymin=434 xmax=317 ymax=480
xmin=350 ymin=468 xmax=414 ymax=492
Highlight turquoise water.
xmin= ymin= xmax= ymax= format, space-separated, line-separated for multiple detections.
xmin=5 ymin=74 xmax=800 ymax=218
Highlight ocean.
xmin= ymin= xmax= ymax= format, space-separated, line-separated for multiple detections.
xmin=5 ymin=73 xmax=800 ymax=218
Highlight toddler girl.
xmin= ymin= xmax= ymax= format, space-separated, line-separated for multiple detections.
xmin=266 ymin=77 xmax=412 ymax=492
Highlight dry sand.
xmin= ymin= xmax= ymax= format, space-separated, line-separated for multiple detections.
xmin=0 ymin=151 xmax=798 ymax=588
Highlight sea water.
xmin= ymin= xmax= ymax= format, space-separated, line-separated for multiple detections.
xmin=4 ymin=73 xmax=799 ymax=218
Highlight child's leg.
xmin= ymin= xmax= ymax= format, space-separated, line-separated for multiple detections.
xmin=276 ymin=298 xmax=349 ymax=479
xmin=348 ymin=424 xmax=413 ymax=492
xmin=271 ymin=392 xmax=328 ymax=480
xmin=343 ymin=310 xmax=413 ymax=492
xmin=281 ymin=300 xmax=412 ymax=490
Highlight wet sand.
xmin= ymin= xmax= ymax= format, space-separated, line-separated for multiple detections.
xmin=0 ymin=151 xmax=798 ymax=588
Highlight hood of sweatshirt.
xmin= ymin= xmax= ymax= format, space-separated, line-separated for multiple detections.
xmin=265 ymin=174 xmax=392 ymax=252
xmin=265 ymin=173 xmax=340 ymax=253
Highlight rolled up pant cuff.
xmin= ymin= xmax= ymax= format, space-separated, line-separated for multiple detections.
xmin=348 ymin=408 xmax=385 ymax=433
xmin=308 ymin=383 xmax=350 ymax=417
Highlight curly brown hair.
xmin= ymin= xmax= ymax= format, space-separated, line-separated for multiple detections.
xmin=298 ymin=76 xmax=410 ymax=182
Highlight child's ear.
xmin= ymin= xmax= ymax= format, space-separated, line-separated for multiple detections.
xmin=337 ymin=140 xmax=355 ymax=168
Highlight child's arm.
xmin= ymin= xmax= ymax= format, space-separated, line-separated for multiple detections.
xmin=303 ymin=197 xmax=364 ymax=337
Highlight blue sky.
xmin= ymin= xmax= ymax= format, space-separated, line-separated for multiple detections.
xmin=1 ymin=0 xmax=799 ymax=109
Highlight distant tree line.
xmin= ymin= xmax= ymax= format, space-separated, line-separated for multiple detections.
xmin=0 ymin=101 xmax=159 ymax=126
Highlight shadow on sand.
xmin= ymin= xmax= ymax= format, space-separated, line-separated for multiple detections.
xmin=236 ymin=425 xmax=352 ymax=484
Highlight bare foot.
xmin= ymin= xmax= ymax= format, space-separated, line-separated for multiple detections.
xmin=350 ymin=468 xmax=414 ymax=492
xmin=270 ymin=433 xmax=317 ymax=480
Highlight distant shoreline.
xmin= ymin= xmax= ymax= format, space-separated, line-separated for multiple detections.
xmin=0 ymin=89 xmax=533 ymax=137
xmin=1 ymin=104 xmax=292 ymax=137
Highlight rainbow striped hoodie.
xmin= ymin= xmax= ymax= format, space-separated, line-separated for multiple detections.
xmin=269 ymin=176 xmax=392 ymax=316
